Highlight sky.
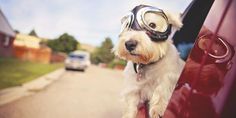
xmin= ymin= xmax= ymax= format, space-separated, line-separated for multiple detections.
xmin=0 ymin=0 xmax=191 ymax=46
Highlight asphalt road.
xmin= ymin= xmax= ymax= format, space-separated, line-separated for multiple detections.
xmin=0 ymin=65 xmax=124 ymax=118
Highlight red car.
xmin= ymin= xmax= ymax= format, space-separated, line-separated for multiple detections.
xmin=138 ymin=0 xmax=236 ymax=117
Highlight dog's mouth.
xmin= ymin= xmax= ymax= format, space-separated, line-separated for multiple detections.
xmin=129 ymin=52 xmax=140 ymax=56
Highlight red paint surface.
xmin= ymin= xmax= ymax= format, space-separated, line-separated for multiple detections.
xmin=163 ymin=0 xmax=236 ymax=117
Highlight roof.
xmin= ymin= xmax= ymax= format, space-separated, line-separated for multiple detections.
xmin=0 ymin=9 xmax=16 ymax=37
xmin=14 ymin=34 xmax=42 ymax=49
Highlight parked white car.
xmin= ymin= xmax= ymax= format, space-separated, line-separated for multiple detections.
xmin=64 ymin=51 xmax=91 ymax=71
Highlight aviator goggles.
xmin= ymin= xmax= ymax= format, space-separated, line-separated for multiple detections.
xmin=120 ymin=5 xmax=172 ymax=41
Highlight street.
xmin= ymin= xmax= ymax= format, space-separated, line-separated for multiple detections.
xmin=0 ymin=65 xmax=124 ymax=118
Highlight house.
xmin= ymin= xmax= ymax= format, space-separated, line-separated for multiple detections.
xmin=0 ymin=9 xmax=16 ymax=57
xmin=14 ymin=33 xmax=43 ymax=49
xmin=13 ymin=34 xmax=52 ymax=64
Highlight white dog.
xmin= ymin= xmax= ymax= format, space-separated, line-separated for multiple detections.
xmin=113 ymin=5 xmax=185 ymax=118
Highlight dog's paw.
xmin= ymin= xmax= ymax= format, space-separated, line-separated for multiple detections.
xmin=149 ymin=106 xmax=163 ymax=118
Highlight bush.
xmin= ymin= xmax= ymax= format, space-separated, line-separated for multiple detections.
xmin=91 ymin=37 xmax=114 ymax=64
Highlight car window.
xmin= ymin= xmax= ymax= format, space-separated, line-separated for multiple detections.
xmin=173 ymin=0 xmax=214 ymax=60
xmin=69 ymin=54 xmax=85 ymax=60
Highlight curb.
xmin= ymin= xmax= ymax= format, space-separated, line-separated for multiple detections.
xmin=0 ymin=68 xmax=65 ymax=106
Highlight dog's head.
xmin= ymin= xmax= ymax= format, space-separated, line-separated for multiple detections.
xmin=113 ymin=5 xmax=183 ymax=64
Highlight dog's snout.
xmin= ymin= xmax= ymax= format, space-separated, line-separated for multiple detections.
xmin=125 ymin=40 xmax=138 ymax=51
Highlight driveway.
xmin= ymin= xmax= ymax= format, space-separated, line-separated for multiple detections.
xmin=0 ymin=65 xmax=124 ymax=118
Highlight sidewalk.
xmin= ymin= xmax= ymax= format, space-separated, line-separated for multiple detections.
xmin=0 ymin=68 xmax=65 ymax=106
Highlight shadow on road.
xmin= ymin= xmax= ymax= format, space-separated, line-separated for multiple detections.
xmin=65 ymin=68 xmax=85 ymax=72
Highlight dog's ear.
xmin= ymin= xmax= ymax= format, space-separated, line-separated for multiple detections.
xmin=163 ymin=10 xmax=183 ymax=30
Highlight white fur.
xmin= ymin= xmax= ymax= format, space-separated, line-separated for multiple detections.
xmin=121 ymin=42 xmax=184 ymax=118
xmin=114 ymin=7 xmax=185 ymax=118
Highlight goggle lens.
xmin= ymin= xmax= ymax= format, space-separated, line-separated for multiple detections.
xmin=143 ymin=11 xmax=169 ymax=33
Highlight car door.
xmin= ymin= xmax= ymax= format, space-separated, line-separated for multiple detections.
xmin=163 ymin=0 xmax=236 ymax=118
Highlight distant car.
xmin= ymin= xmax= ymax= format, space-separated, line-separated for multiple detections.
xmin=64 ymin=51 xmax=91 ymax=71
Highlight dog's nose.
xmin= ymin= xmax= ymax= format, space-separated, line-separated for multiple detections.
xmin=125 ymin=40 xmax=137 ymax=51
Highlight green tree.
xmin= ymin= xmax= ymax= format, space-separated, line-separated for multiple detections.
xmin=47 ymin=33 xmax=78 ymax=53
xmin=91 ymin=37 xmax=115 ymax=64
xmin=29 ymin=29 xmax=38 ymax=37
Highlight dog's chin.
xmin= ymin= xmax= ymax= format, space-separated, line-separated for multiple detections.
xmin=122 ymin=52 xmax=152 ymax=64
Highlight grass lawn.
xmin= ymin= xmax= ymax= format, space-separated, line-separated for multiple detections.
xmin=0 ymin=57 xmax=63 ymax=90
